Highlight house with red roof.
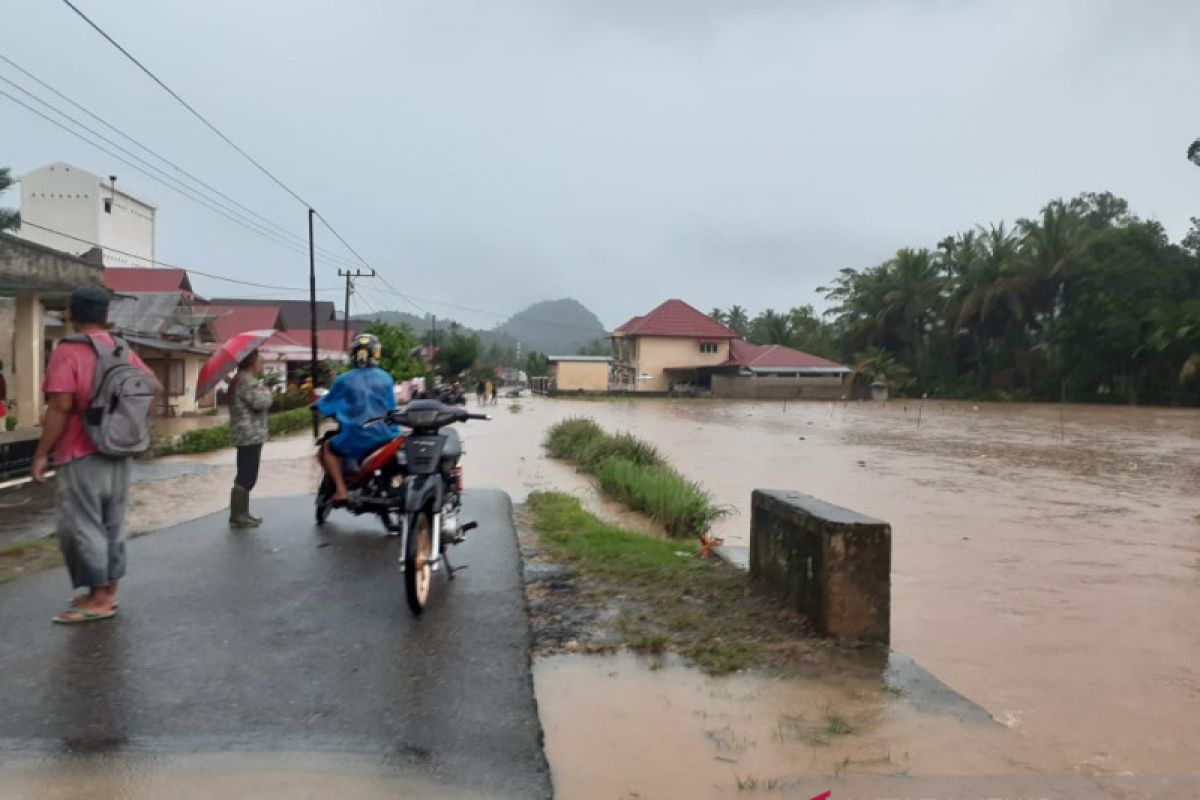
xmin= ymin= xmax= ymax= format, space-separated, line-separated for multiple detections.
xmin=610 ymin=299 xmax=849 ymax=398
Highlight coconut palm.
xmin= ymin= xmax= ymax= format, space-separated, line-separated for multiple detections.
xmin=0 ymin=167 xmax=19 ymax=232
xmin=724 ymin=305 xmax=750 ymax=337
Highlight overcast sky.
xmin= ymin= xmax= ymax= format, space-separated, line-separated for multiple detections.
xmin=2 ymin=0 xmax=1198 ymax=330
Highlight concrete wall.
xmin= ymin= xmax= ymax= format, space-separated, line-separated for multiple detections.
xmin=551 ymin=361 xmax=609 ymax=392
xmin=97 ymin=192 xmax=155 ymax=268
xmin=631 ymin=336 xmax=730 ymax=392
xmin=19 ymin=163 xmax=99 ymax=256
xmin=712 ymin=374 xmax=846 ymax=400
xmin=750 ymin=489 xmax=891 ymax=644
xmin=19 ymin=163 xmax=155 ymax=268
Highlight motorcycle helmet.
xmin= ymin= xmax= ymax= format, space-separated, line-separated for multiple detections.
xmin=349 ymin=333 xmax=382 ymax=368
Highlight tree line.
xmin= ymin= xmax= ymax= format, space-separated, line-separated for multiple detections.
xmin=711 ymin=192 xmax=1200 ymax=405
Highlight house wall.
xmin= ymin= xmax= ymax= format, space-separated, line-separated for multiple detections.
xmin=19 ymin=164 xmax=155 ymax=268
xmin=97 ymin=192 xmax=155 ymax=268
xmin=633 ymin=337 xmax=730 ymax=392
xmin=551 ymin=361 xmax=609 ymax=392
xmin=711 ymin=374 xmax=846 ymax=400
xmin=19 ymin=164 xmax=99 ymax=255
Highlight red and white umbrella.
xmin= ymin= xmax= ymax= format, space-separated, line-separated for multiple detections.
xmin=195 ymin=329 xmax=275 ymax=400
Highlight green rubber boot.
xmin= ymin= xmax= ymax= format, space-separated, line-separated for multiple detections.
xmin=229 ymin=486 xmax=261 ymax=529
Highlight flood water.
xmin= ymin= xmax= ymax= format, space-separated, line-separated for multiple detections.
xmin=3 ymin=395 xmax=1198 ymax=794
xmin=465 ymin=396 xmax=1200 ymax=783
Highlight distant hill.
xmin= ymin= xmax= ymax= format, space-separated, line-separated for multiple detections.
xmin=497 ymin=299 xmax=606 ymax=354
xmin=355 ymin=298 xmax=607 ymax=355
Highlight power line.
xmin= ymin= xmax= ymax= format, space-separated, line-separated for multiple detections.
xmin=0 ymin=82 xmax=362 ymax=269
xmin=16 ymin=220 xmax=337 ymax=292
xmin=0 ymin=52 xmax=355 ymax=267
xmin=60 ymin=0 xmax=374 ymax=280
xmin=61 ymin=0 xmax=310 ymax=209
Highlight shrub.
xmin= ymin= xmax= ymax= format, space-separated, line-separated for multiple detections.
xmin=166 ymin=424 xmax=231 ymax=455
xmin=543 ymin=417 xmax=728 ymax=539
xmin=156 ymin=407 xmax=314 ymax=456
xmin=271 ymin=388 xmax=312 ymax=413
xmin=593 ymin=457 xmax=729 ymax=538
xmin=544 ymin=417 xmax=606 ymax=460
xmin=268 ymin=407 xmax=313 ymax=437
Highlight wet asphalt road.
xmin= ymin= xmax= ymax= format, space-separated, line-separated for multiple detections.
xmin=0 ymin=490 xmax=551 ymax=798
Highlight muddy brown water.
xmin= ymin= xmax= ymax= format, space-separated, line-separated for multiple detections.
xmin=3 ymin=396 xmax=1198 ymax=794
xmin=465 ymin=397 xmax=1200 ymax=789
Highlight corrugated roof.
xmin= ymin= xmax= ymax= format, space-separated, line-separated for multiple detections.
xmin=612 ymin=300 xmax=736 ymax=339
xmin=725 ymin=339 xmax=848 ymax=371
xmin=107 ymin=291 xmax=187 ymax=337
xmin=103 ymin=267 xmax=192 ymax=294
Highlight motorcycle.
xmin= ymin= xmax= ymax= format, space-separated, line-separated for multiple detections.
xmin=315 ymin=399 xmax=490 ymax=614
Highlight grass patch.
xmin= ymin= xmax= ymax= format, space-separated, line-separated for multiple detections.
xmin=508 ymin=402 xmax=523 ymax=414
xmin=155 ymin=407 xmax=313 ymax=456
xmin=0 ymin=537 xmax=60 ymax=584
xmin=776 ymin=708 xmax=858 ymax=746
xmin=543 ymin=418 xmax=727 ymax=538
xmin=526 ymin=492 xmax=812 ymax=674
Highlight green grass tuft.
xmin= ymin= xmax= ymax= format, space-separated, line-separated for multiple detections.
xmin=526 ymin=492 xmax=813 ymax=675
xmin=543 ymin=418 xmax=727 ymax=539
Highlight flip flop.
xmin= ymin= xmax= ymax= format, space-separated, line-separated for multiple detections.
xmin=52 ymin=607 xmax=118 ymax=625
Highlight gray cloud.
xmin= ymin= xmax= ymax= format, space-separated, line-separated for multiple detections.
xmin=2 ymin=0 xmax=1197 ymax=329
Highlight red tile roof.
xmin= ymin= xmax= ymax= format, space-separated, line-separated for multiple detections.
xmin=205 ymin=305 xmax=283 ymax=344
xmin=265 ymin=328 xmax=354 ymax=353
xmin=725 ymin=339 xmax=847 ymax=370
xmin=104 ymin=268 xmax=193 ymax=294
xmin=612 ymin=300 xmax=736 ymax=339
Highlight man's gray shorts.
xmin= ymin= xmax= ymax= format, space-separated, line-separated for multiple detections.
xmin=56 ymin=454 xmax=132 ymax=589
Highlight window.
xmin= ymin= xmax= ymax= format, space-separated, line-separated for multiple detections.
xmin=700 ymin=342 xmax=719 ymax=354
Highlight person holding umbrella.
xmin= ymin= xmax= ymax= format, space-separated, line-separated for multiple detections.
xmin=194 ymin=329 xmax=276 ymax=529
xmin=228 ymin=350 xmax=272 ymax=528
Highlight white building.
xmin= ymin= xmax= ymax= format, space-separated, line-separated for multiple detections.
xmin=17 ymin=162 xmax=156 ymax=269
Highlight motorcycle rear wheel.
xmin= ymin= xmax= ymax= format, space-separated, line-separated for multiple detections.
xmin=315 ymin=475 xmax=334 ymax=524
xmin=404 ymin=510 xmax=434 ymax=615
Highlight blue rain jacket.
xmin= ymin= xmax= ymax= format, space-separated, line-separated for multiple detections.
xmin=315 ymin=366 xmax=400 ymax=461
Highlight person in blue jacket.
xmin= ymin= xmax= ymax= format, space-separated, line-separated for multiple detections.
xmin=315 ymin=334 xmax=400 ymax=503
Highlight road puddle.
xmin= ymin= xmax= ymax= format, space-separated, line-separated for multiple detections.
xmin=534 ymin=651 xmax=1047 ymax=799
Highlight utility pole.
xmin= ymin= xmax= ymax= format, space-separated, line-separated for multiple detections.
xmin=308 ymin=208 xmax=319 ymax=439
xmin=338 ymin=268 xmax=375 ymax=349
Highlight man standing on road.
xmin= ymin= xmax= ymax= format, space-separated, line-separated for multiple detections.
xmin=32 ymin=287 xmax=159 ymax=625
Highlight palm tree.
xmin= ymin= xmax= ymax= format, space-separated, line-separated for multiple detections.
xmin=724 ymin=305 xmax=750 ymax=337
xmin=0 ymin=167 xmax=19 ymax=232
xmin=879 ymin=248 xmax=943 ymax=371
xmin=751 ymin=309 xmax=792 ymax=345
xmin=709 ymin=308 xmax=727 ymax=325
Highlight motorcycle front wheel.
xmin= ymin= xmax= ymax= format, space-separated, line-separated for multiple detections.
xmin=404 ymin=510 xmax=434 ymax=615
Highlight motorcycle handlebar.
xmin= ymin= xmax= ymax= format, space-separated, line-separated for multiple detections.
xmin=466 ymin=413 xmax=491 ymax=421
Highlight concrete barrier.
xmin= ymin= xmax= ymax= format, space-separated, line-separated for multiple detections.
xmin=750 ymin=489 xmax=890 ymax=644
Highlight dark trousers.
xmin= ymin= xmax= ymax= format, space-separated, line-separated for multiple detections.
xmin=235 ymin=444 xmax=263 ymax=492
